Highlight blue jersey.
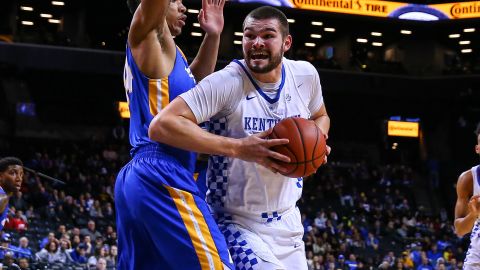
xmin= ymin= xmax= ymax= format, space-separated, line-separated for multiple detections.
xmin=123 ymin=45 xmax=197 ymax=172
xmin=0 ymin=188 xmax=8 ymax=231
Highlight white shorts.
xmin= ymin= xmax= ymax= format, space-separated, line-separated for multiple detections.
xmin=219 ymin=207 xmax=307 ymax=270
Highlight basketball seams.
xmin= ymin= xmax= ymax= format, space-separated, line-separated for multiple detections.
xmin=291 ymin=118 xmax=307 ymax=177
xmin=270 ymin=117 xmax=326 ymax=177
xmin=271 ymin=128 xmax=298 ymax=175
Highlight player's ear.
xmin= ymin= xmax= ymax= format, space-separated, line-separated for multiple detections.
xmin=283 ymin=34 xmax=292 ymax=52
xmin=475 ymin=144 xmax=480 ymax=154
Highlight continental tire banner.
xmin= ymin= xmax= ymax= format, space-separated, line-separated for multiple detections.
xmin=431 ymin=1 xmax=480 ymax=19
xmin=232 ymin=0 xmax=480 ymax=20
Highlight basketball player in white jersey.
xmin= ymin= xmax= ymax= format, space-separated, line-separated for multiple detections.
xmin=149 ymin=6 xmax=330 ymax=269
xmin=454 ymin=126 xmax=480 ymax=269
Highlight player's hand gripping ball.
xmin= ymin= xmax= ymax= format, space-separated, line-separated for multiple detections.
xmin=268 ymin=117 xmax=327 ymax=178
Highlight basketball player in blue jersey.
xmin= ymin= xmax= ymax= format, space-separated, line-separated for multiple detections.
xmin=150 ymin=6 xmax=330 ymax=269
xmin=454 ymin=126 xmax=480 ymax=269
xmin=0 ymin=157 xmax=23 ymax=231
xmin=115 ymin=0 xmax=236 ymax=268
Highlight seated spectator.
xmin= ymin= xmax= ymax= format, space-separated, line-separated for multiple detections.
xmin=417 ymin=256 xmax=433 ymax=270
xmin=345 ymin=254 xmax=358 ymax=270
xmin=17 ymin=258 xmax=29 ymax=270
xmin=55 ymin=224 xmax=67 ymax=239
xmin=69 ymin=243 xmax=88 ymax=264
xmin=5 ymin=209 xmax=27 ymax=232
xmin=35 ymin=241 xmax=62 ymax=263
xmin=14 ymin=237 xmax=32 ymax=259
xmin=0 ymin=234 xmax=14 ymax=260
xmin=55 ymin=238 xmax=73 ymax=264
xmin=80 ymin=220 xmax=101 ymax=242
xmin=3 ymin=251 xmax=20 ymax=270
xmin=95 ymin=257 xmax=107 ymax=270
xmin=39 ymin=232 xmax=55 ymax=250
xmin=365 ymin=232 xmax=379 ymax=251
xmin=427 ymin=244 xmax=442 ymax=264
xmin=88 ymin=246 xmax=108 ymax=269
xmin=106 ymin=245 xmax=117 ymax=268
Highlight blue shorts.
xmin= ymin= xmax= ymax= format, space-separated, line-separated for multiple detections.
xmin=115 ymin=146 xmax=233 ymax=270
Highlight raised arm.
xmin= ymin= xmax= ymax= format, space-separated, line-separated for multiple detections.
xmin=454 ymin=170 xmax=479 ymax=237
xmin=128 ymin=0 xmax=177 ymax=78
xmin=189 ymin=0 xmax=225 ymax=81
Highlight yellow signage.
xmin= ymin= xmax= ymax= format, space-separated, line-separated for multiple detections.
xmin=432 ymin=1 xmax=480 ymax=19
xmin=118 ymin=101 xmax=130 ymax=119
xmin=264 ymin=0 xmax=480 ymax=20
xmin=289 ymin=0 xmax=407 ymax=18
xmin=388 ymin=121 xmax=419 ymax=138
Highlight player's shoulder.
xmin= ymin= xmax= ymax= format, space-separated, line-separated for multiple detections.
xmin=283 ymin=58 xmax=318 ymax=75
xmin=457 ymin=169 xmax=473 ymax=188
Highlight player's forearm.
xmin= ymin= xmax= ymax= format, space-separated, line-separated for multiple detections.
xmin=189 ymin=33 xmax=221 ymax=81
xmin=454 ymin=213 xmax=478 ymax=237
xmin=314 ymin=114 xmax=330 ymax=138
xmin=149 ymin=113 xmax=238 ymax=157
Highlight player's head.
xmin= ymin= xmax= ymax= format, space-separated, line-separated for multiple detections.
xmin=242 ymin=6 xmax=292 ymax=74
xmin=0 ymin=157 xmax=23 ymax=195
xmin=127 ymin=0 xmax=187 ymax=37
xmin=166 ymin=0 xmax=187 ymax=36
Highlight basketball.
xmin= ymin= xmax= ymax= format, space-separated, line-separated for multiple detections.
xmin=269 ymin=117 xmax=327 ymax=178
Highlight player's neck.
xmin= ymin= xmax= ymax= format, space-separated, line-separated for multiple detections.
xmin=250 ymin=64 xmax=283 ymax=83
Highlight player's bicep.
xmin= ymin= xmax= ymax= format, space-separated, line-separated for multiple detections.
xmin=164 ymin=97 xmax=198 ymax=123
xmin=455 ymin=172 xmax=473 ymax=219
xmin=180 ymin=70 xmax=240 ymax=123
xmin=307 ymin=68 xmax=324 ymax=114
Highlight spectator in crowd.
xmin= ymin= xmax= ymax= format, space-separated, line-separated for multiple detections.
xmin=56 ymin=238 xmax=73 ymax=264
xmin=35 ymin=240 xmax=62 ymax=263
xmin=106 ymin=245 xmax=117 ymax=268
xmin=87 ymin=246 xmax=108 ymax=268
xmin=95 ymin=257 xmax=107 ymax=270
xmin=69 ymin=243 xmax=88 ymax=264
xmin=39 ymin=232 xmax=55 ymax=250
xmin=14 ymin=237 xmax=31 ymax=259
xmin=3 ymin=251 xmax=20 ymax=270
xmin=80 ymin=220 xmax=101 ymax=242
xmin=0 ymin=234 xmax=13 ymax=260
xmin=17 ymin=258 xmax=29 ymax=270
xmin=417 ymin=256 xmax=433 ymax=270
xmin=55 ymin=225 xmax=67 ymax=239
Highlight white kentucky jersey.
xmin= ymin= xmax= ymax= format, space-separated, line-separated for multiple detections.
xmin=180 ymin=58 xmax=324 ymax=222
xmin=465 ymin=165 xmax=480 ymax=267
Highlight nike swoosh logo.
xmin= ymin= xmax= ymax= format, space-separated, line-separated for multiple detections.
xmin=297 ymin=82 xmax=304 ymax=88
xmin=246 ymin=95 xmax=257 ymax=100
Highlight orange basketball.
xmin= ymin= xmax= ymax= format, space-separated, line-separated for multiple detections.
xmin=269 ymin=117 xmax=326 ymax=178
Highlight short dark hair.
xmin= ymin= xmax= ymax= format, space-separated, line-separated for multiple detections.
xmin=126 ymin=0 xmax=140 ymax=14
xmin=243 ymin=6 xmax=289 ymax=37
xmin=0 ymin=157 xmax=22 ymax=173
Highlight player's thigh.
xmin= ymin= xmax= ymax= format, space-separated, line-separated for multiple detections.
xmin=138 ymin=182 xmax=232 ymax=269
xmin=118 ymin=163 xmax=231 ymax=269
xmin=260 ymin=208 xmax=307 ymax=270
xmin=222 ymin=223 xmax=285 ymax=270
